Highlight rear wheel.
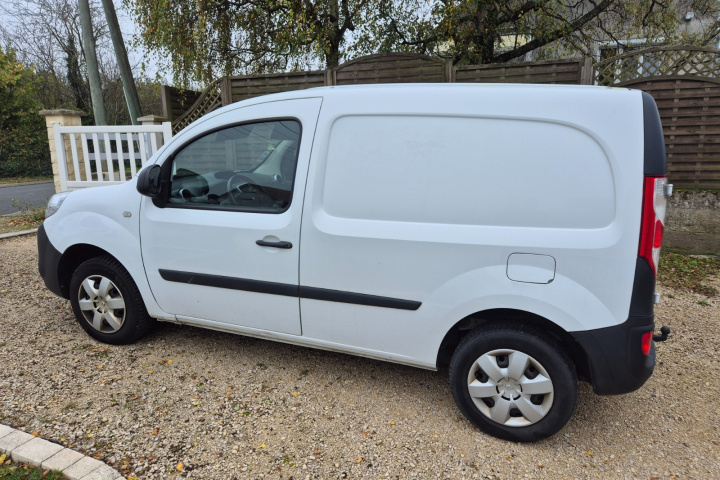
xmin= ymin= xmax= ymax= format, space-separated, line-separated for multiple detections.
xmin=449 ymin=326 xmax=577 ymax=442
xmin=69 ymin=255 xmax=153 ymax=345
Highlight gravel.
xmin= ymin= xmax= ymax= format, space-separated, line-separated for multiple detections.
xmin=1 ymin=234 xmax=719 ymax=480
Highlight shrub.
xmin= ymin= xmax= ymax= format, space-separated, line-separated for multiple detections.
xmin=0 ymin=47 xmax=51 ymax=177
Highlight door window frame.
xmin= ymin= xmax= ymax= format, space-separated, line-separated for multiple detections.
xmin=152 ymin=116 xmax=303 ymax=214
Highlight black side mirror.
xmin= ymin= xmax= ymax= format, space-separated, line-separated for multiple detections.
xmin=137 ymin=164 xmax=162 ymax=197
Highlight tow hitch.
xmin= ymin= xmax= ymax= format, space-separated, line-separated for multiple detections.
xmin=653 ymin=326 xmax=671 ymax=342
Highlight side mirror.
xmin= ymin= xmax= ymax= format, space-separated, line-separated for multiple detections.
xmin=137 ymin=164 xmax=162 ymax=197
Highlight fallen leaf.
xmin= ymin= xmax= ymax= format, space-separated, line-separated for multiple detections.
xmin=148 ymin=370 xmax=154 ymax=374
xmin=587 ymin=451 xmax=594 ymax=456
xmin=355 ymin=457 xmax=362 ymax=463
xmin=258 ymin=443 xmax=266 ymax=449
xmin=31 ymin=431 xmax=38 ymax=437
xmin=292 ymin=392 xmax=299 ymax=397
xmin=167 ymin=360 xmax=172 ymax=365
xmin=151 ymin=428 xmax=158 ymax=435
xmin=41 ymin=469 xmax=50 ymax=478
xmin=390 ymin=421 xmax=395 ymax=425
xmin=176 ymin=461 xmax=184 ymax=471
xmin=314 ymin=450 xmax=321 ymax=455
xmin=0 ymin=454 xmax=5 ymax=464
xmin=87 ymin=433 xmax=94 ymax=438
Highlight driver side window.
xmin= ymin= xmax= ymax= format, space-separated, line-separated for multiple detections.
xmin=168 ymin=119 xmax=301 ymax=213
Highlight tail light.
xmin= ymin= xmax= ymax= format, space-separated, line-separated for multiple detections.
xmin=639 ymin=176 xmax=671 ymax=274
xmin=641 ymin=331 xmax=653 ymax=356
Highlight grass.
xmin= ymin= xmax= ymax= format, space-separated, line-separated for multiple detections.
xmin=0 ymin=176 xmax=52 ymax=185
xmin=0 ymin=201 xmax=45 ymax=235
xmin=658 ymin=251 xmax=720 ymax=296
xmin=0 ymin=454 xmax=65 ymax=479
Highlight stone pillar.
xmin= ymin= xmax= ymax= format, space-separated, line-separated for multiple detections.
xmin=39 ymin=110 xmax=85 ymax=193
xmin=138 ymin=115 xmax=169 ymax=150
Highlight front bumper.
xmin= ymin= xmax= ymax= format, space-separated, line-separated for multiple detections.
xmin=571 ymin=315 xmax=657 ymax=395
xmin=37 ymin=223 xmax=65 ymax=298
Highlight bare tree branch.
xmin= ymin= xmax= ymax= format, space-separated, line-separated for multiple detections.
xmin=492 ymin=0 xmax=614 ymax=63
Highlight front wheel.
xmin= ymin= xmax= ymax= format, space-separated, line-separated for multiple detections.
xmin=449 ymin=326 xmax=577 ymax=442
xmin=69 ymin=255 xmax=153 ymax=345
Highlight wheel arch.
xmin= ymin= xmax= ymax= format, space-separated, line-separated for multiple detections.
xmin=436 ymin=308 xmax=591 ymax=383
xmin=57 ymin=244 xmax=115 ymax=298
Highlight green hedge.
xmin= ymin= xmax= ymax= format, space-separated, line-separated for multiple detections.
xmin=0 ymin=48 xmax=52 ymax=178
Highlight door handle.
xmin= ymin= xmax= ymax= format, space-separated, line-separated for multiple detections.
xmin=256 ymin=239 xmax=293 ymax=249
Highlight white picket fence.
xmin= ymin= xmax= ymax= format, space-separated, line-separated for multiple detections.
xmin=53 ymin=123 xmax=172 ymax=191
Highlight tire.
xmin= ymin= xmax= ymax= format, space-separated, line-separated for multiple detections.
xmin=69 ymin=255 xmax=153 ymax=345
xmin=449 ymin=326 xmax=577 ymax=442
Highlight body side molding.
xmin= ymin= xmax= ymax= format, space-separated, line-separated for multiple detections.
xmin=158 ymin=269 xmax=421 ymax=311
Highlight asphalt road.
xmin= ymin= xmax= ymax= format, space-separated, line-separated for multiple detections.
xmin=0 ymin=182 xmax=56 ymax=215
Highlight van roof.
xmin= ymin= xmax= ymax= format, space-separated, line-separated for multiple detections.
xmin=184 ymin=82 xmax=631 ymax=135
xmin=250 ymin=82 xmax=610 ymax=100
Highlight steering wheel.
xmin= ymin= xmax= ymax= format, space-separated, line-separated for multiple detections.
xmin=226 ymin=174 xmax=256 ymax=205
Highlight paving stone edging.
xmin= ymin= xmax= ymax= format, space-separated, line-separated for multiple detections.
xmin=0 ymin=424 xmax=123 ymax=480
xmin=0 ymin=228 xmax=39 ymax=240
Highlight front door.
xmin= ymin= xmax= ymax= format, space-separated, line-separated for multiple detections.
xmin=140 ymin=98 xmax=322 ymax=335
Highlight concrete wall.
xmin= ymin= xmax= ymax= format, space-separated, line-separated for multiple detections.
xmin=665 ymin=190 xmax=720 ymax=255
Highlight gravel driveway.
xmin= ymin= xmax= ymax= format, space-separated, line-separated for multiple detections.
xmin=1 ymin=234 xmax=718 ymax=480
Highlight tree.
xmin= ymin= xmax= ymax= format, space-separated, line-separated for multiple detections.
xmin=0 ymin=0 xmax=106 ymax=117
xmin=0 ymin=48 xmax=51 ymax=177
xmin=127 ymin=0 xmax=720 ymax=84
xmin=0 ymin=0 xmax=161 ymax=124
xmin=126 ymin=0 xmax=378 ymax=85
xmin=79 ymin=0 xmax=108 ymax=125
xmin=101 ymin=0 xmax=143 ymax=124
xmin=370 ymin=0 xmax=720 ymax=65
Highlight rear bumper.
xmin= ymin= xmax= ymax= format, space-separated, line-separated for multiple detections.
xmin=571 ymin=315 xmax=656 ymax=395
xmin=37 ymin=223 xmax=65 ymax=298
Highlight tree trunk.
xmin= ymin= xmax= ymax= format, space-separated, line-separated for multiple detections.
xmin=101 ymin=0 xmax=143 ymax=124
xmin=325 ymin=0 xmax=342 ymax=68
xmin=78 ymin=0 xmax=107 ymax=125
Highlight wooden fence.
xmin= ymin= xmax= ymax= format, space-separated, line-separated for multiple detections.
xmin=161 ymin=86 xmax=203 ymax=123
xmin=456 ymin=57 xmax=592 ymax=84
xmin=595 ymin=46 xmax=720 ymax=189
xmin=163 ymin=53 xmax=593 ymax=133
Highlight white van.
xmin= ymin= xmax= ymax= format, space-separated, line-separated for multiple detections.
xmin=38 ymin=84 xmax=671 ymax=442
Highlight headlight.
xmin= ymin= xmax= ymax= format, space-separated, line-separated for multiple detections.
xmin=45 ymin=192 xmax=69 ymax=218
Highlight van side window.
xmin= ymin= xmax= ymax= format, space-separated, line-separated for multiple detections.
xmin=168 ymin=120 xmax=301 ymax=213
